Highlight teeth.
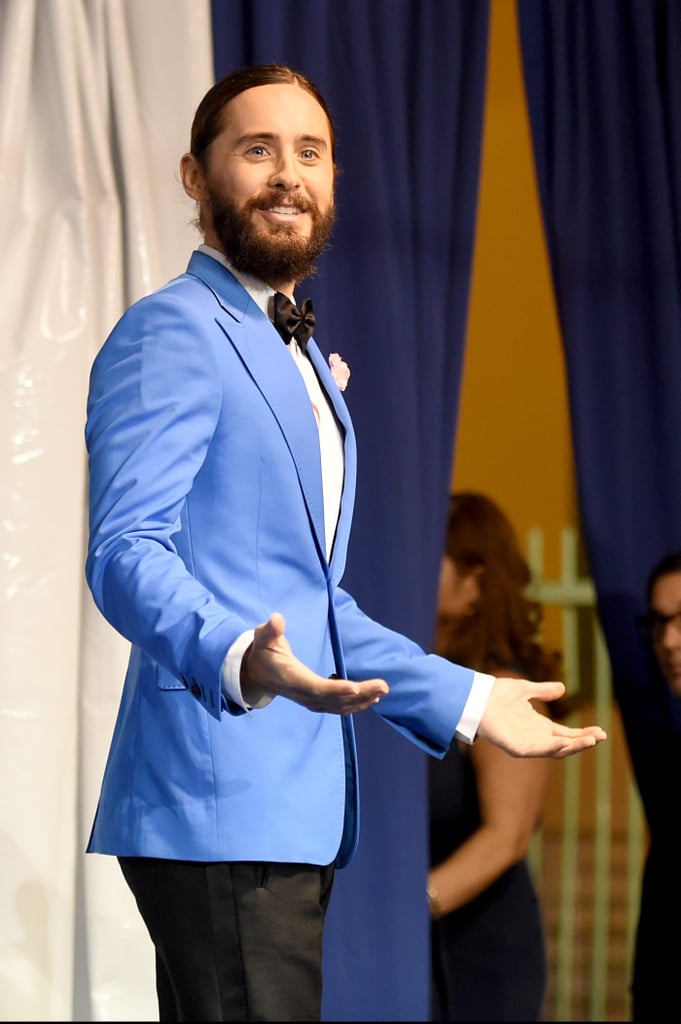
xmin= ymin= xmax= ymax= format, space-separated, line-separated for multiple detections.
xmin=270 ymin=206 xmax=300 ymax=215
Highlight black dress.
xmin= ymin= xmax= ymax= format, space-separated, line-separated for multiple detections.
xmin=429 ymin=739 xmax=547 ymax=1022
xmin=630 ymin=694 xmax=681 ymax=1023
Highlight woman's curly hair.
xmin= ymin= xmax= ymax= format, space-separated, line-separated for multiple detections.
xmin=436 ymin=492 xmax=562 ymax=681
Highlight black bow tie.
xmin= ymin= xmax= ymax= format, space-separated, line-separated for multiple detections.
xmin=272 ymin=292 xmax=316 ymax=352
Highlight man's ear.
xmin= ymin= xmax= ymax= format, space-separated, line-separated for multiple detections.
xmin=180 ymin=152 xmax=208 ymax=201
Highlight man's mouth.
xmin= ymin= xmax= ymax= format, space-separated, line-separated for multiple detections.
xmin=662 ymin=659 xmax=681 ymax=679
xmin=267 ymin=205 xmax=303 ymax=217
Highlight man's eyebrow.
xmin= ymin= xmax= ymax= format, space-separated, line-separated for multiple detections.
xmin=298 ymin=134 xmax=329 ymax=150
xmin=235 ymin=131 xmax=329 ymax=150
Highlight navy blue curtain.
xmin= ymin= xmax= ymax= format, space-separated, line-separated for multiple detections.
xmin=518 ymin=0 xmax=681 ymax=819
xmin=210 ymin=2 xmax=490 ymax=1019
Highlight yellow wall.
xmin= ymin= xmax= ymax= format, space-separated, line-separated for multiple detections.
xmin=452 ymin=0 xmax=578 ymax=591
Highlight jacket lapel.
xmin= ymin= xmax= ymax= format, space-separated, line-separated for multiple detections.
xmin=185 ymin=251 xmax=330 ymax=564
xmin=306 ymin=342 xmax=357 ymax=580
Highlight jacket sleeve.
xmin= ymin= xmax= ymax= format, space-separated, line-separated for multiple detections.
xmin=332 ymin=586 xmax=473 ymax=757
xmin=85 ymin=291 xmax=247 ymax=717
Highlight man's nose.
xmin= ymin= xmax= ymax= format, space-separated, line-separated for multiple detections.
xmin=269 ymin=151 xmax=301 ymax=189
xmin=661 ymin=619 xmax=681 ymax=646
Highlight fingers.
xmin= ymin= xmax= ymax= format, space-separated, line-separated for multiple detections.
xmin=298 ymin=677 xmax=389 ymax=715
xmin=512 ymin=728 xmax=608 ymax=760
xmin=328 ymin=682 xmax=387 ymax=714
xmin=551 ymin=723 xmax=608 ymax=741
xmin=527 ymin=680 xmax=566 ymax=701
xmin=545 ymin=724 xmax=608 ymax=759
xmin=254 ymin=612 xmax=286 ymax=645
xmin=550 ymin=735 xmax=602 ymax=758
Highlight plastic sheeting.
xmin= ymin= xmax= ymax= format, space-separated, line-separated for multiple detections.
xmin=0 ymin=1 xmax=213 ymax=1019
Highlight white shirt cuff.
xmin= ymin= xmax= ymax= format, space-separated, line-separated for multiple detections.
xmin=455 ymin=671 xmax=495 ymax=744
xmin=221 ymin=629 xmax=273 ymax=711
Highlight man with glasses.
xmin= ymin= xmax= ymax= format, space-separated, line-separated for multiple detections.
xmin=637 ymin=552 xmax=681 ymax=696
xmin=631 ymin=550 xmax=681 ymax=1021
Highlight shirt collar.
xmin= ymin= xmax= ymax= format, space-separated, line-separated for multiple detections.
xmin=198 ymin=244 xmax=287 ymax=318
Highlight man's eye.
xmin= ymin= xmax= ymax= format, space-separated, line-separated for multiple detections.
xmin=639 ymin=610 xmax=681 ymax=638
xmin=247 ymin=145 xmax=269 ymax=157
xmin=300 ymin=149 xmax=318 ymax=161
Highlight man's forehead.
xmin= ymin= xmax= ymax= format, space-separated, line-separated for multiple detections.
xmin=651 ymin=571 xmax=681 ymax=608
xmin=223 ymin=83 xmax=331 ymax=136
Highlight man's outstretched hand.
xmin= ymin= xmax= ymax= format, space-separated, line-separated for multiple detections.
xmin=241 ymin=612 xmax=389 ymax=714
xmin=478 ymin=677 xmax=607 ymax=758
xmin=241 ymin=616 xmax=607 ymax=759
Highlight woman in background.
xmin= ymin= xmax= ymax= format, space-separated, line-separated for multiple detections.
xmin=428 ymin=492 xmax=562 ymax=1022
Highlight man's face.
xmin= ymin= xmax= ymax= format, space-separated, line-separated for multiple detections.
xmin=189 ymin=82 xmax=336 ymax=291
xmin=649 ymin=570 xmax=681 ymax=695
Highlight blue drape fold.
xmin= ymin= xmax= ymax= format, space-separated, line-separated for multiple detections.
xmin=210 ymin=2 xmax=490 ymax=1018
xmin=518 ymin=0 xmax=681 ymax=816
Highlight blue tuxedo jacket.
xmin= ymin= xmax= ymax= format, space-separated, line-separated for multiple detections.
xmin=85 ymin=250 xmax=474 ymax=868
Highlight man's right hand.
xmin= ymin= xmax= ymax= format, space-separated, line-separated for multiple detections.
xmin=240 ymin=612 xmax=389 ymax=714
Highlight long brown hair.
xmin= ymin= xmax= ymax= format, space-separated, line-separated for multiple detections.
xmin=436 ymin=492 xmax=561 ymax=680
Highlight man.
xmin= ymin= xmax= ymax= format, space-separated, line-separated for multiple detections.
xmin=631 ymin=550 xmax=681 ymax=1022
xmin=85 ymin=64 xmax=606 ymax=1022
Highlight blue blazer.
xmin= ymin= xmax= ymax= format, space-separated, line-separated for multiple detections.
xmin=85 ymin=250 xmax=473 ymax=868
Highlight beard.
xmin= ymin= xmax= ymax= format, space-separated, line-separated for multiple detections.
xmin=208 ymin=187 xmax=336 ymax=285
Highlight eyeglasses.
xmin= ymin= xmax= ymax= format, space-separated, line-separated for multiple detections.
xmin=637 ymin=609 xmax=681 ymax=641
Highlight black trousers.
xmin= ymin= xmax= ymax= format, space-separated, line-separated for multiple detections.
xmin=118 ymin=857 xmax=336 ymax=1022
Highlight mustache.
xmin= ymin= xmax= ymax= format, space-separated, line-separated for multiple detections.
xmin=246 ymin=191 xmax=314 ymax=214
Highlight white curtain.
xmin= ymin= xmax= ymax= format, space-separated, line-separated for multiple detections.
xmin=0 ymin=2 xmax=214 ymax=1019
